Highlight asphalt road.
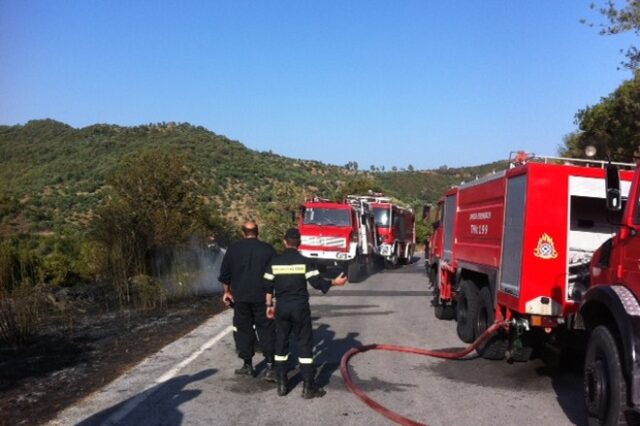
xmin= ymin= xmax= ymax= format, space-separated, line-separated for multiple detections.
xmin=50 ymin=257 xmax=586 ymax=426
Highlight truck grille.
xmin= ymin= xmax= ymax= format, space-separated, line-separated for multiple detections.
xmin=301 ymin=236 xmax=346 ymax=248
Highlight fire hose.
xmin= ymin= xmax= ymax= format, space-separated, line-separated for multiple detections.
xmin=339 ymin=321 xmax=509 ymax=426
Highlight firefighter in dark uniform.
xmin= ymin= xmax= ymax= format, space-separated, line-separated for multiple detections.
xmin=264 ymin=228 xmax=348 ymax=398
xmin=218 ymin=221 xmax=277 ymax=380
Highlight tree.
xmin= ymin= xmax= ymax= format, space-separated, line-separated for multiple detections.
xmin=344 ymin=161 xmax=359 ymax=172
xmin=257 ymin=182 xmax=305 ymax=249
xmin=91 ymin=149 xmax=214 ymax=305
xmin=333 ymin=177 xmax=384 ymax=201
xmin=407 ymin=164 xmax=415 ymax=172
xmin=586 ymin=0 xmax=640 ymax=70
xmin=560 ymin=73 xmax=640 ymax=161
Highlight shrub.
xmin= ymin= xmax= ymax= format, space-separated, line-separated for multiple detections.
xmin=0 ymin=281 xmax=45 ymax=347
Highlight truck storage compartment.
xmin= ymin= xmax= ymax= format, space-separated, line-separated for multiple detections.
xmin=567 ymin=177 xmax=629 ymax=300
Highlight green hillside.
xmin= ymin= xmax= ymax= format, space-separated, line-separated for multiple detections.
xmin=374 ymin=160 xmax=509 ymax=205
xmin=0 ymin=119 xmax=353 ymax=236
xmin=0 ymin=119 xmax=508 ymax=238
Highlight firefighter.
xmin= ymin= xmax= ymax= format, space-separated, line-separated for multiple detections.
xmin=218 ymin=221 xmax=277 ymax=380
xmin=264 ymin=228 xmax=348 ymax=398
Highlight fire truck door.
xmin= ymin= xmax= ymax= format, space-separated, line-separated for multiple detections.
xmin=443 ymin=194 xmax=457 ymax=262
xmin=621 ymin=193 xmax=640 ymax=295
xmin=499 ymin=174 xmax=527 ymax=297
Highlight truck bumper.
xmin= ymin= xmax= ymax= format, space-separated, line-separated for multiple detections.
xmin=300 ymin=244 xmax=357 ymax=262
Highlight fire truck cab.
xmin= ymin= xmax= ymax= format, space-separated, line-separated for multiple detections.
xmin=578 ymin=161 xmax=640 ymax=424
xmin=350 ymin=194 xmax=416 ymax=268
xmin=298 ymin=197 xmax=376 ymax=282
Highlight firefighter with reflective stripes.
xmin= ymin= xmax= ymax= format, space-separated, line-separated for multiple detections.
xmin=264 ymin=228 xmax=348 ymax=398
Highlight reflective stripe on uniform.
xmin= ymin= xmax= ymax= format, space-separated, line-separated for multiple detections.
xmin=275 ymin=354 xmax=289 ymax=362
xmin=272 ymin=264 xmax=306 ymax=275
xmin=298 ymin=357 xmax=313 ymax=364
xmin=263 ymin=272 xmax=275 ymax=280
xmin=305 ymin=269 xmax=320 ymax=279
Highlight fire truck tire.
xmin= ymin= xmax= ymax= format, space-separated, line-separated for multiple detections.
xmin=399 ymin=246 xmax=408 ymax=265
xmin=510 ymin=345 xmax=534 ymax=363
xmin=347 ymin=261 xmax=363 ymax=283
xmin=434 ymin=304 xmax=455 ymax=320
xmin=456 ymin=280 xmax=479 ymax=343
xmin=474 ymin=287 xmax=507 ymax=360
xmin=385 ymin=252 xmax=399 ymax=269
xmin=584 ymin=325 xmax=627 ymax=426
xmin=432 ymin=284 xmax=455 ymax=320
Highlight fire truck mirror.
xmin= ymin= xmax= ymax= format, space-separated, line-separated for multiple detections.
xmin=605 ymin=165 xmax=622 ymax=211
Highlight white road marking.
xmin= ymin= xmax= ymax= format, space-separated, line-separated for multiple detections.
xmin=104 ymin=324 xmax=233 ymax=425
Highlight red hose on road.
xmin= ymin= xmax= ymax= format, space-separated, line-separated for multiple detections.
xmin=339 ymin=321 xmax=508 ymax=426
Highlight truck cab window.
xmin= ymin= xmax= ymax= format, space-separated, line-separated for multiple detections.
xmin=303 ymin=208 xmax=351 ymax=227
xmin=373 ymin=208 xmax=390 ymax=227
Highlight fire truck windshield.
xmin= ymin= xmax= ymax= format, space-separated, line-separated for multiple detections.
xmin=373 ymin=207 xmax=390 ymax=227
xmin=303 ymin=208 xmax=351 ymax=227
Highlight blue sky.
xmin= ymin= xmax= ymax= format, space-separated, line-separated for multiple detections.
xmin=0 ymin=1 xmax=636 ymax=169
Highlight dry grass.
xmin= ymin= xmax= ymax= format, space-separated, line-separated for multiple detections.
xmin=0 ymin=281 xmax=45 ymax=347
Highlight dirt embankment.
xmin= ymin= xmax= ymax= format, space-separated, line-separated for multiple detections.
xmin=0 ymin=294 xmax=225 ymax=426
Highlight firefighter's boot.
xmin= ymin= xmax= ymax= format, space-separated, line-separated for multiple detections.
xmin=301 ymin=380 xmax=326 ymax=399
xmin=277 ymin=372 xmax=288 ymax=396
xmin=263 ymin=362 xmax=276 ymax=382
xmin=234 ymin=360 xmax=254 ymax=376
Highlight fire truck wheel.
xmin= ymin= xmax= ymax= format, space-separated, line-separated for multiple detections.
xmin=584 ymin=325 xmax=627 ymax=426
xmin=433 ymin=284 xmax=455 ymax=320
xmin=385 ymin=255 xmax=398 ymax=269
xmin=347 ymin=261 xmax=363 ymax=283
xmin=399 ymin=244 xmax=412 ymax=265
xmin=456 ymin=280 xmax=479 ymax=343
xmin=434 ymin=304 xmax=455 ymax=320
xmin=474 ymin=286 xmax=507 ymax=360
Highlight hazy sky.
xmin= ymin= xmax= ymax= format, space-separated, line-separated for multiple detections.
xmin=0 ymin=1 xmax=636 ymax=169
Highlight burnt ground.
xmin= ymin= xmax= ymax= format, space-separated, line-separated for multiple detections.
xmin=0 ymin=295 xmax=225 ymax=426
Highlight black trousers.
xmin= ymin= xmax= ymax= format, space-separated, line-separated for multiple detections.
xmin=233 ymin=301 xmax=275 ymax=362
xmin=274 ymin=301 xmax=315 ymax=382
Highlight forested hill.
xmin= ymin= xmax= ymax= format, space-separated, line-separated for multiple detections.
xmin=0 ymin=119 xmax=352 ymax=236
xmin=374 ymin=161 xmax=507 ymax=204
xmin=0 ymin=119 xmax=506 ymax=238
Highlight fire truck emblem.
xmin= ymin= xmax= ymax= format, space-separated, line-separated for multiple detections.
xmin=534 ymin=233 xmax=558 ymax=259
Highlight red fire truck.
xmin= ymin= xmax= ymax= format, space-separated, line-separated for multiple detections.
xmin=348 ymin=195 xmax=416 ymax=267
xmin=579 ymin=160 xmax=640 ymax=424
xmin=298 ymin=197 xmax=377 ymax=282
xmin=427 ymin=153 xmax=639 ymax=424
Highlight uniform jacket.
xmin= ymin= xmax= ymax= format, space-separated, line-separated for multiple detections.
xmin=218 ymin=238 xmax=277 ymax=303
xmin=263 ymin=248 xmax=331 ymax=301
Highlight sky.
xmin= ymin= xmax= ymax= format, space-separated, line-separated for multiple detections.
xmin=0 ymin=1 xmax=637 ymax=170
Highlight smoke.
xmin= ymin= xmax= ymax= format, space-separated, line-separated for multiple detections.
xmin=195 ymin=245 xmax=226 ymax=295
xmin=156 ymin=236 xmax=227 ymax=297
